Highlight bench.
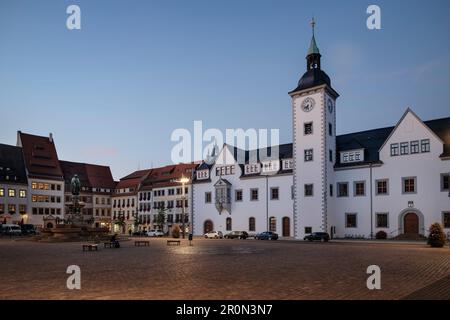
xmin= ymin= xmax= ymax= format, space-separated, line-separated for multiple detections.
xmin=82 ymin=244 xmax=98 ymax=252
xmin=134 ymin=240 xmax=150 ymax=247
xmin=167 ymin=240 xmax=181 ymax=246
xmin=104 ymin=242 xmax=117 ymax=248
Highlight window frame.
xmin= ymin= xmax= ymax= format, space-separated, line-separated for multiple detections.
xmin=353 ymin=181 xmax=366 ymax=197
xmin=375 ymin=179 xmax=389 ymax=196
xmin=270 ymin=187 xmax=279 ymax=200
xmin=304 ymin=184 xmax=314 ymax=197
xmin=441 ymin=173 xmax=450 ymax=192
xmin=390 ymin=143 xmax=399 ymax=156
xmin=402 ymin=176 xmax=417 ymax=194
xmin=250 ymin=188 xmax=258 ymax=201
xmin=337 ymin=182 xmax=349 ymax=197
xmin=376 ymin=212 xmax=389 ymax=228
xmin=304 ymin=149 xmax=313 ymax=162
xmin=345 ymin=213 xmax=357 ymax=228
xmin=304 ymin=122 xmax=313 ymax=135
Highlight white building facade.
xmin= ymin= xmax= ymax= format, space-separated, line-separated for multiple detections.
xmin=192 ymin=29 xmax=450 ymax=239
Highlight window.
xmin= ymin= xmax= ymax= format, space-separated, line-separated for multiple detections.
xmin=8 ymin=189 xmax=15 ymax=197
xmin=19 ymin=205 xmax=26 ymax=214
xmin=376 ymin=213 xmax=389 ymax=228
xmin=271 ymin=187 xmax=279 ymax=200
xmin=355 ymin=151 xmax=361 ymax=161
xmin=305 ymin=227 xmax=312 ymax=234
xmin=250 ymin=189 xmax=258 ymax=201
xmin=235 ymin=189 xmax=243 ymax=202
xmin=0 ymin=188 xmax=4 ymax=197
xmin=443 ymin=212 xmax=450 ymax=229
xmin=354 ymin=181 xmax=365 ymax=196
xmin=337 ymin=182 xmax=349 ymax=197
xmin=304 ymin=184 xmax=313 ymax=197
xmin=329 ymin=150 xmax=333 ymax=162
xmin=304 ymin=122 xmax=313 ymax=135
xmin=346 ymin=213 xmax=357 ymax=228
xmin=216 ymin=165 xmax=235 ymax=176
xmin=329 ymin=184 xmax=333 ymax=197
xmin=0 ymin=204 xmax=3 ymax=214
xmin=291 ymin=185 xmax=294 ymax=200
xmin=390 ymin=143 xmax=399 ymax=156
xmin=56 ymin=184 xmax=61 ymax=191
xmin=249 ymin=217 xmax=256 ymax=232
xmin=410 ymin=140 xmax=419 ymax=154
xmin=403 ymin=177 xmax=416 ymax=194
xmin=421 ymin=139 xmax=430 ymax=153
xmin=343 ymin=153 xmax=348 ymax=162
xmin=441 ymin=173 xmax=449 ymax=191
xmin=328 ymin=123 xmax=333 ymax=136
xmin=226 ymin=217 xmax=232 ymax=231
xmin=8 ymin=204 xmax=16 ymax=214
xmin=205 ymin=192 xmax=212 ymax=203
xmin=400 ymin=142 xmax=409 ymax=155
xmin=269 ymin=217 xmax=276 ymax=232
xmin=376 ymin=179 xmax=389 ymax=195
xmin=304 ymin=149 xmax=313 ymax=162
xmin=31 ymin=182 xmax=37 ymax=189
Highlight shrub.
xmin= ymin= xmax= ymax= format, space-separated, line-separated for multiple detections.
xmin=427 ymin=223 xmax=446 ymax=248
xmin=376 ymin=230 xmax=387 ymax=240
xmin=172 ymin=224 xmax=180 ymax=238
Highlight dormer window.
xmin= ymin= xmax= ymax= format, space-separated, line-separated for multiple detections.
xmin=245 ymin=163 xmax=261 ymax=175
xmin=282 ymin=159 xmax=294 ymax=170
xmin=341 ymin=149 xmax=364 ymax=164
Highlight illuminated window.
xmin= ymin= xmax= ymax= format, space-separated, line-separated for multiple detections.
xmin=8 ymin=189 xmax=15 ymax=197
xmin=19 ymin=190 xmax=26 ymax=198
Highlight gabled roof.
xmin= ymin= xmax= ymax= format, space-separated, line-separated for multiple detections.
xmin=139 ymin=163 xmax=198 ymax=190
xmin=335 ymin=114 xmax=450 ymax=167
xmin=60 ymin=160 xmax=115 ymax=191
xmin=18 ymin=131 xmax=63 ymax=180
xmin=0 ymin=144 xmax=28 ymax=184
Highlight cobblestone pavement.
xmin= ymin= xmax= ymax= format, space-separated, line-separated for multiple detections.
xmin=0 ymin=237 xmax=449 ymax=300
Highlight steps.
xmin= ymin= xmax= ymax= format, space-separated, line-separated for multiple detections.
xmin=394 ymin=233 xmax=427 ymax=241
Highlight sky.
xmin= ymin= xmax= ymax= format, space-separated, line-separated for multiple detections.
xmin=1 ymin=0 xmax=450 ymax=180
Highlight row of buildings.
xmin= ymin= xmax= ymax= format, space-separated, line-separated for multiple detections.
xmin=1 ymin=26 xmax=449 ymax=239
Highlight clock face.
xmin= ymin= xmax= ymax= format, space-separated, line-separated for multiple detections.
xmin=301 ymin=97 xmax=315 ymax=112
xmin=327 ymin=99 xmax=333 ymax=113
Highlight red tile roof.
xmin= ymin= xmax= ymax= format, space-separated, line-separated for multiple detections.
xmin=60 ymin=160 xmax=115 ymax=191
xmin=18 ymin=131 xmax=63 ymax=180
xmin=140 ymin=163 xmax=198 ymax=189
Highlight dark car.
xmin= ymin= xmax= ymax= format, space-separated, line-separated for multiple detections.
xmin=224 ymin=231 xmax=249 ymax=239
xmin=132 ymin=231 xmax=147 ymax=237
xmin=20 ymin=224 xmax=37 ymax=235
xmin=257 ymin=231 xmax=279 ymax=240
xmin=304 ymin=232 xmax=330 ymax=242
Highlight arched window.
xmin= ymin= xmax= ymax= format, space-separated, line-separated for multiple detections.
xmin=226 ymin=217 xmax=232 ymax=231
xmin=249 ymin=217 xmax=256 ymax=232
xmin=269 ymin=217 xmax=276 ymax=232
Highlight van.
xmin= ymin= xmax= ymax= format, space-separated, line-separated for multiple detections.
xmin=1 ymin=224 xmax=22 ymax=235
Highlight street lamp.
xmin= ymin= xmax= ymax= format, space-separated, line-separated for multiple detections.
xmin=178 ymin=176 xmax=190 ymax=239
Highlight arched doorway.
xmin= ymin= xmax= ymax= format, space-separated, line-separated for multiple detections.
xmin=204 ymin=220 xmax=213 ymax=234
xmin=282 ymin=217 xmax=290 ymax=237
xmin=46 ymin=222 xmax=54 ymax=229
xmin=404 ymin=212 xmax=419 ymax=234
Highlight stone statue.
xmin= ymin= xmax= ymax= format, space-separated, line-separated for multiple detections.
xmin=71 ymin=174 xmax=81 ymax=196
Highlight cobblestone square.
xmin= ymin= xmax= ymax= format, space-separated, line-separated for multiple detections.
xmin=1 ymin=238 xmax=449 ymax=300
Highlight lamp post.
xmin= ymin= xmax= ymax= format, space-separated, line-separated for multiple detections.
xmin=179 ymin=176 xmax=190 ymax=239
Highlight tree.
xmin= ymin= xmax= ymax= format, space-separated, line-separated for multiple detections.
xmin=172 ymin=224 xmax=180 ymax=238
xmin=155 ymin=207 xmax=168 ymax=231
xmin=427 ymin=223 xmax=446 ymax=248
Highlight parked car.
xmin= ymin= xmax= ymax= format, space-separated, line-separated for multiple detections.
xmin=132 ymin=231 xmax=147 ymax=237
xmin=20 ymin=224 xmax=37 ymax=235
xmin=304 ymin=232 xmax=330 ymax=242
xmin=204 ymin=231 xmax=223 ymax=239
xmin=256 ymin=231 xmax=279 ymax=240
xmin=1 ymin=224 xmax=22 ymax=236
xmin=224 ymin=231 xmax=249 ymax=239
xmin=147 ymin=229 xmax=164 ymax=237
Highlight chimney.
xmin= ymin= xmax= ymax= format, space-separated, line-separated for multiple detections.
xmin=49 ymin=133 xmax=53 ymax=143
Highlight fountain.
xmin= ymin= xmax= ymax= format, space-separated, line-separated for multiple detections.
xmin=39 ymin=174 xmax=109 ymax=242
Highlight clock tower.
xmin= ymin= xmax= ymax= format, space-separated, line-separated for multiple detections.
xmin=289 ymin=19 xmax=339 ymax=239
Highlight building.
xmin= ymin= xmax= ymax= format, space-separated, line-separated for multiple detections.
xmin=17 ymin=132 xmax=65 ymax=228
xmin=0 ymin=144 xmax=29 ymax=225
xmin=112 ymin=169 xmax=151 ymax=234
xmin=192 ymin=24 xmax=450 ymax=239
xmin=193 ymin=145 xmax=294 ymax=237
xmin=138 ymin=163 xmax=197 ymax=235
xmin=60 ymin=160 xmax=116 ymax=229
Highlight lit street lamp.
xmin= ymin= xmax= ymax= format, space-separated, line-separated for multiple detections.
xmin=179 ymin=176 xmax=190 ymax=239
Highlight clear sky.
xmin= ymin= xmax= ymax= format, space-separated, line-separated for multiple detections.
xmin=1 ymin=0 xmax=449 ymax=180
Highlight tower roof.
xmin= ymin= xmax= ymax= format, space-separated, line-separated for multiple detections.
xmin=307 ymin=34 xmax=320 ymax=56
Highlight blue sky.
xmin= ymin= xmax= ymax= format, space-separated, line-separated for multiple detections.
xmin=1 ymin=0 xmax=449 ymax=179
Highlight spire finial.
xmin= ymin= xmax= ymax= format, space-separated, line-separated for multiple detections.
xmin=311 ymin=17 xmax=316 ymax=36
